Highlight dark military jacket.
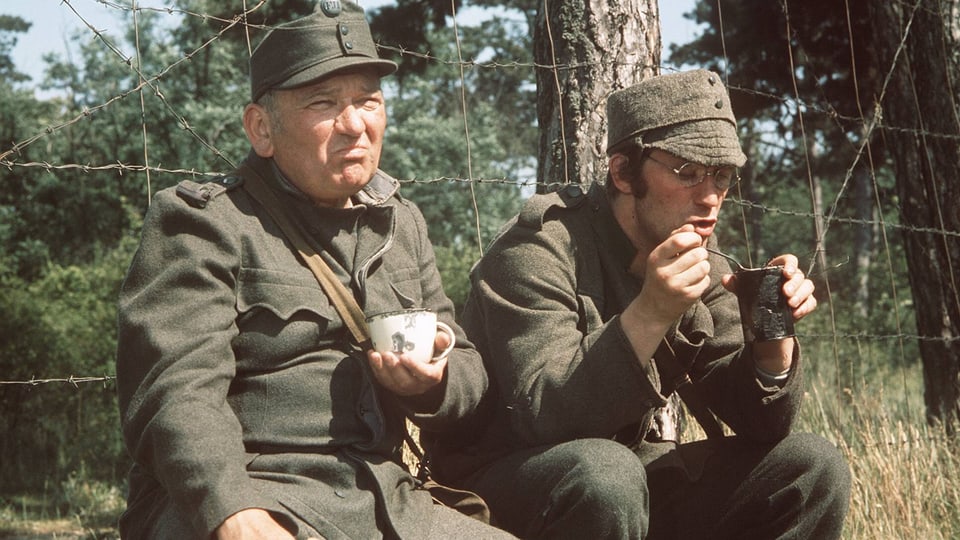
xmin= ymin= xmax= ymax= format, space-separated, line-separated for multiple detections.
xmin=427 ymin=182 xmax=803 ymax=481
xmin=116 ymin=152 xmax=490 ymax=538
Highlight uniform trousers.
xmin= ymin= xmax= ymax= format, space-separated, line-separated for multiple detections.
xmin=460 ymin=432 xmax=850 ymax=539
xmin=141 ymin=472 xmax=518 ymax=540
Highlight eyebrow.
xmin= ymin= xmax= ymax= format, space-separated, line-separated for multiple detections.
xmin=301 ymin=79 xmax=383 ymax=100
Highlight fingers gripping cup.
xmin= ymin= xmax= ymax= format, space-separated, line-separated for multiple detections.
xmin=735 ymin=266 xmax=795 ymax=342
xmin=365 ymin=309 xmax=456 ymax=363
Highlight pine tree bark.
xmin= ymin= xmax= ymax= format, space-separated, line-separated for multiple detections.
xmin=869 ymin=0 xmax=960 ymax=430
xmin=533 ymin=0 xmax=660 ymax=191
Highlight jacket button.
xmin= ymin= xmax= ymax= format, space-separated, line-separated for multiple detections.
xmin=320 ymin=0 xmax=342 ymax=17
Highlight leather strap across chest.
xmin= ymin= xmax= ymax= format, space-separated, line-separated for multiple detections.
xmin=239 ymin=164 xmax=372 ymax=350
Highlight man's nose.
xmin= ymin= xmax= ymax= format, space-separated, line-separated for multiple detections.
xmin=693 ymin=178 xmax=725 ymax=206
xmin=336 ymin=105 xmax=365 ymax=134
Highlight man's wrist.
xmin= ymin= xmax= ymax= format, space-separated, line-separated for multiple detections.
xmin=752 ymin=336 xmax=798 ymax=386
xmin=755 ymin=363 xmax=791 ymax=383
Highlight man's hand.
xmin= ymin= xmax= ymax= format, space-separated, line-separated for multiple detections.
xmin=214 ymin=508 xmax=295 ymax=540
xmin=721 ymin=253 xmax=816 ymax=375
xmin=619 ymin=225 xmax=711 ymax=364
xmin=634 ymin=224 xmax=712 ymax=326
xmin=721 ymin=253 xmax=817 ymax=322
xmin=366 ymin=330 xmax=450 ymax=397
xmin=769 ymin=253 xmax=817 ymax=322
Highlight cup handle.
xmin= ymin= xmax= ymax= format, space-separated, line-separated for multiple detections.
xmin=431 ymin=322 xmax=456 ymax=362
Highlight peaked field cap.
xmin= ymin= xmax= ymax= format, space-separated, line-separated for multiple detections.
xmin=250 ymin=0 xmax=397 ymax=102
xmin=605 ymin=69 xmax=747 ymax=166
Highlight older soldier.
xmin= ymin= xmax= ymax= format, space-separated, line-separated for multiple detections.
xmin=425 ymin=70 xmax=851 ymax=539
xmin=116 ymin=3 xmax=513 ymax=538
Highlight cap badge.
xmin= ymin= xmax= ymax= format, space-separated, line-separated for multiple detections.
xmin=320 ymin=0 xmax=342 ymax=18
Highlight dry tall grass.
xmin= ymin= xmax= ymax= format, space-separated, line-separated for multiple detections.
xmin=800 ymin=376 xmax=960 ymax=540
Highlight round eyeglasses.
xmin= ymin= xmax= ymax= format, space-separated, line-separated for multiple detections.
xmin=646 ymin=153 xmax=740 ymax=191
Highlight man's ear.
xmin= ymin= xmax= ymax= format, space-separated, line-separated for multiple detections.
xmin=243 ymin=103 xmax=275 ymax=158
xmin=608 ymin=153 xmax=635 ymax=195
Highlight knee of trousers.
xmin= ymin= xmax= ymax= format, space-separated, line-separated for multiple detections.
xmin=553 ymin=438 xmax=648 ymax=509
xmin=775 ymin=432 xmax=852 ymax=501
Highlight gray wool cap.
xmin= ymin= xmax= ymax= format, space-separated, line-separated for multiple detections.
xmin=249 ymin=0 xmax=397 ymax=102
xmin=605 ymin=69 xmax=747 ymax=167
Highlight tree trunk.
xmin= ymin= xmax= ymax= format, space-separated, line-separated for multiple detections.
xmin=533 ymin=0 xmax=659 ymax=191
xmin=869 ymin=0 xmax=960 ymax=431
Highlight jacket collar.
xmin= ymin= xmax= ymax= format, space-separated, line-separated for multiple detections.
xmin=355 ymin=170 xmax=400 ymax=206
xmin=587 ymin=183 xmax=638 ymax=273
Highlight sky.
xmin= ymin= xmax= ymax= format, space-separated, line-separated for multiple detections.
xmin=4 ymin=0 xmax=701 ymax=88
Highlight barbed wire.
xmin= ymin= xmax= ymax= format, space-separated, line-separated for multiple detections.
xmin=1 ymin=328 xmax=956 ymax=388
xmin=0 ymin=160 xmax=224 ymax=178
xmin=1 ymin=10 xmax=959 ymax=504
xmin=2 ymin=154 xmax=957 ymax=241
xmin=0 ymin=375 xmax=116 ymax=387
xmin=3 ymin=52 xmax=957 ymax=167
xmin=0 ymin=0 xmax=268 ymax=168
xmin=3 ymin=3 xmax=958 ymax=166
xmin=1 ymin=2 xmax=957 ymax=398
xmin=0 ymin=327 xmax=956 ymax=389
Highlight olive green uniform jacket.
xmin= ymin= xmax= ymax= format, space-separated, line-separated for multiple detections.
xmin=427 ymin=183 xmax=804 ymax=481
xmin=117 ymin=153 xmax=490 ymax=538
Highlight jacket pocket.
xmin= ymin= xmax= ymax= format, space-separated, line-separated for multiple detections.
xmin=235 ymin=268 xmax=338 ymax=369
xmin=365 ymin=265 xmax=423 ymax=313
xmin=237 ymin=267 xmax=335 ymax=321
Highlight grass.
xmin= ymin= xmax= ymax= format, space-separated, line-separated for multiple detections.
xmin=0 ymin=495 xmax=116 ymax=539
xmin=1 ymin=476 xmax=123 ymax=539
xmin=2 ymin=360 xmax=953 ymax=539
xmin=839 ymin=417 xmax=960 ymax=539
xmin=803 ymin=374 xmax=960 ymax=540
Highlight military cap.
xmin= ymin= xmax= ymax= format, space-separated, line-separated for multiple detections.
xmin=605 ymin=69 xmax=747 ymax=167
xmin=250 ymin=0 xmax=398 ymax=102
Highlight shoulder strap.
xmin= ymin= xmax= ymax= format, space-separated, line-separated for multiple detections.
xmin=239 ymin=165 xmax=371 ymax=349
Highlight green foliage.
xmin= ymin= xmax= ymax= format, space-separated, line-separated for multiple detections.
xmin=0 ymin=14 xmax=31 ymax=84
xmin=0 ymin=234 xmax=136 ymax=492
xmin=383 ymin=100 xmax=524 ymax=249
xmin=670 ymin=1 xmax=914 ymax=376
xmin=0 ymin=56 xmax=59 ymax=279
xmin=434 ymin=243 xmax=482 ymax=316
xmin=0 ymin=1 xmax=533 ymax=498
xmin=369 ymin=0 xmax=539 ymax=78
xmin=5 ymin=3 xmax=327 ymax=280
xmin=376 ymin=17 xmax=533 ymax=249
xmin=670 ymin=0 xmax=878 ymax=127
xmin=0 ymin=3 xmax=952 ymax=537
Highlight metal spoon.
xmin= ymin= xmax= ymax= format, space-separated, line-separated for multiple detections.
xmin=705 ymin=247 xmax=749 ymax=271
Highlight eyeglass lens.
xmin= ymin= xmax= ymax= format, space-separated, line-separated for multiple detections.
xmin=676 ymin=163 xmax=739 ymax=190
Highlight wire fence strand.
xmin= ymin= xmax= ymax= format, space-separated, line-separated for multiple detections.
xmin=1 ymin=0 xmax=958 ymax=409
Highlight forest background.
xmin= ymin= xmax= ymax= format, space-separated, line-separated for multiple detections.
xmin=0 ymin=0 xmax=958 ymax=538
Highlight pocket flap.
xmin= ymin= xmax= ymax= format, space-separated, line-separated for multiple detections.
xmin=238 ymin=267 xmax=334 ymax=321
